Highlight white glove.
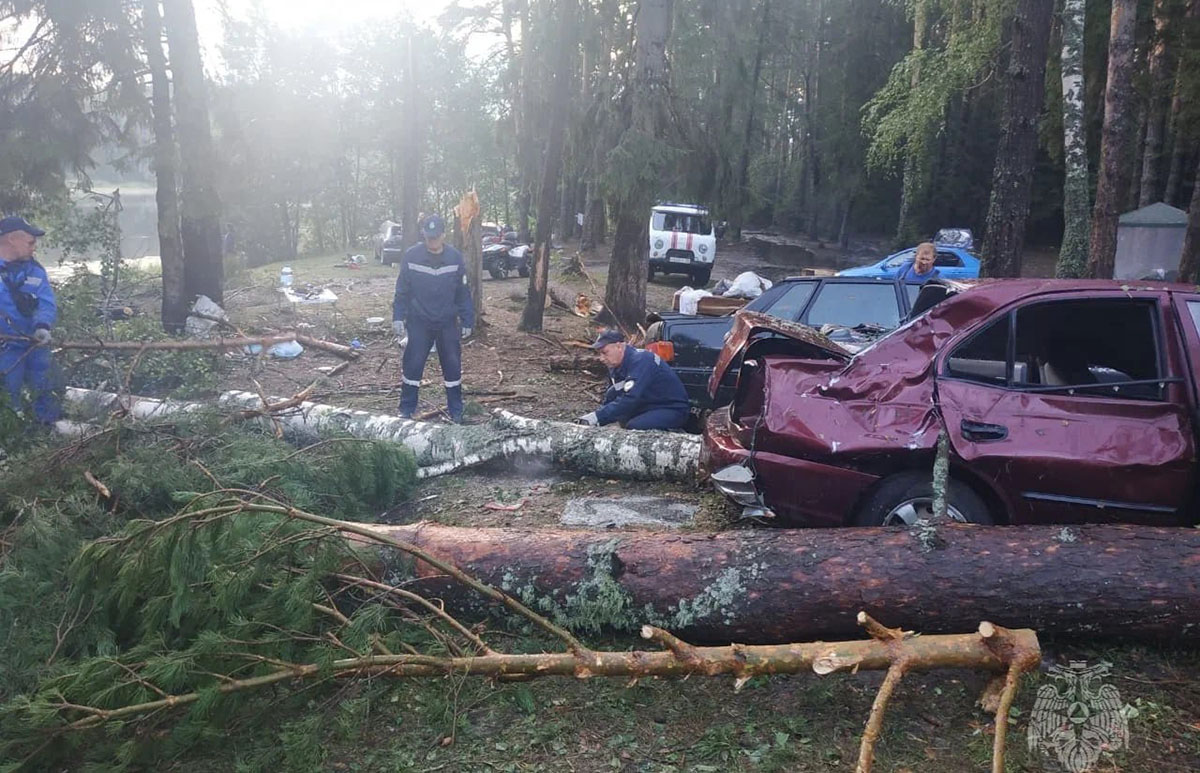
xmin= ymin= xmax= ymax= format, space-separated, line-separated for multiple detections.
xmin=32 ymin=328 xmax=51 ymax=346
xmin=392 ymin=320 xmax=405 ymax=338
xmin=461 ymin=327 xmax=472 ymax=340
xmin=576 ymin=412 xmax=599 ymax=426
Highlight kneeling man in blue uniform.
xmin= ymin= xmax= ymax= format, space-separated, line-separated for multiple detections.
xmin=577 ymin=329 xmax=689 ymax=430
xmin=0 ymin=216 xmax=59 ymax=424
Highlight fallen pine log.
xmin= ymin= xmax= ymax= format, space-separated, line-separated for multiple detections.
xmin=63 ymin=388 xmax=700 ymax=481
xmin=365 ymin=521 xmax=1200 ymax=642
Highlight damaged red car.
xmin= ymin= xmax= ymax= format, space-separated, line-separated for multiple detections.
xmin=703 ymin=279 xmax=1200 ymax=527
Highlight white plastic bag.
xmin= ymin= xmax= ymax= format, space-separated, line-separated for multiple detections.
xmin=184 ymin=295 xmax=228 ymax=338
xmin=676 ymin=287 xmax=713 ymax=315
xmin=722 ymin=271 xmax=773 ymax=299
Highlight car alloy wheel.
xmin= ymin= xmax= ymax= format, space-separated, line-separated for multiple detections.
xmin=882 ymin=497 xmax=967 ymax=526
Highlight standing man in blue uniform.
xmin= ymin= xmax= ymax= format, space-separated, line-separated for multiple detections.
xmin=0 ymin=216 xmax=59 ymax=423
xmin=392 ymin=214 xmax=475 ymax=422
xmin=577 ymin=329 xmax=689 ymax=430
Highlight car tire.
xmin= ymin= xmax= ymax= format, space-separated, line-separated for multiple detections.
xmin=488 ymin=266 xmax=504 ymax=279
xmin=692 ymin=267 xmax=711 ymax=286
xmin=518 ymin=260 xmax=530 ymax=278
xmin=648 ymin=264 xmax=656 ymax=281
xmin=852 ymin=471 xmax=992 ymax=527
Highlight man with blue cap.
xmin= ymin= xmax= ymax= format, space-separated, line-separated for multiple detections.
xmin=577 ymin=329 xmax=690 ymax=430
xmin=392 ymin=213 xmax=475 ymax=422
xmin=0 ymin=215 xmax=59 ymax=423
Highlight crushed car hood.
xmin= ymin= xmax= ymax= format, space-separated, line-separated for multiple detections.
xmin=708 ymin=311 xmax=851 ymax=398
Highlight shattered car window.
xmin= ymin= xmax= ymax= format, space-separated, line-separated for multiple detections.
xmin=1013 ymin=300 xmax=1162 ymax=398
xmin=946 ymin=315 xmax=1010 ymax=386
xmin=806 ymin=283 xmax=901 ymax=328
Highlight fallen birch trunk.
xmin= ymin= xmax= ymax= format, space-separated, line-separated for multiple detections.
xmin=63 ymin=388 xmax=701 ymax=481
xmin=365 ymin=521 xmax=1200 ymax=642
xmin=2 ymin=332 xmax=359 ymax=359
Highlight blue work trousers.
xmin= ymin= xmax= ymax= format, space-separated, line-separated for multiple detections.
xmin=1 ymin=343 xmax=60 ymax=424
xmin=400 ymin=321 xmax=463 ymax=420
xmin=623 ymin=406 xmax=688 ymax=431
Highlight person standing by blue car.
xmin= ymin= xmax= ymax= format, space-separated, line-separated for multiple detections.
xmin=895 ymin=241 xmax=941 ymax=283
xmin=577 ymin=329 xmax=690 ymax=430
xmin=392 ymin=214 xmax=475 ymax=422
xmin=0 ymin=216 xmax=59 ymax=424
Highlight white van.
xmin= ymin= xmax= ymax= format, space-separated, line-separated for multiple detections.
xmin=648 ymin=203 xmax=716 ymax=286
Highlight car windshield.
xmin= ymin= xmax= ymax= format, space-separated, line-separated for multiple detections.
xmin=652 ymin=211 xmax=711 ymax=234
xmin=806 ymin=283 xmax=901 ymax=328
xmin=884 ymin=250 xmax=913 ymax=269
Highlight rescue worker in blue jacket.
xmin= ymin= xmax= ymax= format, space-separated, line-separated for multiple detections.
xmin=392 ymin=214 xmax=475 ymax=422
xmin=0 ymin=216 xmax=59 ymax=424
xmin=577 ymin=329 xmax=690 ymax=430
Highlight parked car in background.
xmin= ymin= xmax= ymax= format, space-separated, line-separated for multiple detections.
xmin=836 ymin=244 xmax=980 ymax=279
xmin=645 ymin=277 xmax=933 ymax=408
xmin=376 ymin=221 xmax=405 ymax=265
xmin=705 ymin=279 xmax=1200 ymax=528
xmin=647 ymin=203 xmax=717 ymax=286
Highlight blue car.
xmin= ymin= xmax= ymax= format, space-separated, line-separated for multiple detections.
xmin=836 ymin=245 xmax=980 ymax=279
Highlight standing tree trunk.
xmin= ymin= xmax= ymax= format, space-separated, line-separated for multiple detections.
xmin=161 ymin=0 xmax=224 ymax=304
xmin=601 ymin=0 xmax=676 ymax=332
xmin=399 ymin=33 xmax=421 ymax=254
xmin=581 ymin=187 xmax=605 ymax=249
xmin=1138 ymin=0 xmax=1174 ymax=207
xmin=142 ymin=0 xmax=186 ymax=330
xmin=1086 ymin=0 xmax=1139 ymax=279
xmin=895 ymin=0 xmax=930 ymax=247
xmin=1177 ymin=156 xmax=1200 ymax=282
xmin=514 ymin=1 xmax=536 ymax=245
xmin=734 ymin=0 xmax=770 ymax=230
xmin=454 ymin=191 xmax=484 ymax=326
xmin=1163 ymin=71 xmax=1188 ymax=206
xmin=979 ymin=0 xmax=1055 ymax=278
xmin=1056 ymin=0 xmax=1090 ymax=278
xmin=1163 ymin=0 xmax=1199 ymax=207
xmin=521 ymin=0 xmax=576 ymax=333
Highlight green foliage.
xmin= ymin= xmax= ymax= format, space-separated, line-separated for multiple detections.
xmin=863 ymin=0 xmax=1015 ymax=173
xmin=0 ymin=419 xmax=419 ymax=768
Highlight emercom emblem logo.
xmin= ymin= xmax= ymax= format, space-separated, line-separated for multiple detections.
xmin=1028 ymin=661 xmax=1130 ymax=772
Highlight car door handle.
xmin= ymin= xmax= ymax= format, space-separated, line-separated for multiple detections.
xmin=960 ymin=420 xmax=1008 ymax=443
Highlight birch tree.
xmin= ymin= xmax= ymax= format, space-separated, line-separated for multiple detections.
xmin=1055 ymin=0 xmax=1090 ymax=278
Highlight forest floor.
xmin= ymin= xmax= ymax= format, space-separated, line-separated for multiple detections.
xmin=79 ymin=236 xmax=1200 ymax=771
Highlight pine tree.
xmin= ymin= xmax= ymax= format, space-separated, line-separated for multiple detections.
xmin=1087 ymin=0 xmax=1139 ymax=278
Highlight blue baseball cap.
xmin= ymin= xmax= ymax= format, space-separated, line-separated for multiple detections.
xmin=421 ymin=214 xmax=445 ymax=238
xmin=0 ymin=216 xmax=45 ymax=237
xmin=591 ymin=329 xmax=626 ymax=349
